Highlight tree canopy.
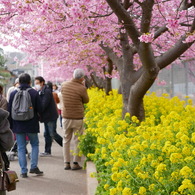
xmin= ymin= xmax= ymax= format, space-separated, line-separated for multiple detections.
xmin=0 ymin=0 xmax=194 ymax=80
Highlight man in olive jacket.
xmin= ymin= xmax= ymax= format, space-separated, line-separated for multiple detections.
xmin=61 ymin=68 xmax=89 ymax=170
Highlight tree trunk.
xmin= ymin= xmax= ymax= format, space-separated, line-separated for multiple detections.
xmin=104 ymin=58 xmax=113 ymax=95
xmin=105 ymin=77 xmax=112 ymax=95
xmin=103 ymin=0 xmax=195 ymax=122
xmin=90 ymin=73 xmax=104 ymax=89
xmin=118 ymin=85 xmax=122 ymax=94
xmin=129 ymin=93 xmax=145 ymax=121
xmin=120 ymin=74 xmax=132 ymax=117
xmin=84 ymin=76 xmax=93 ymax=88
xmin=127 ymin=68 xmax=159 ymax=121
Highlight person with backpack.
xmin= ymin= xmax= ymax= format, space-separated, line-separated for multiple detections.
xmin=34 ymin=77 xmax=63 ymax=157
xmin=8 ymin=73 xmax=43 ymax=178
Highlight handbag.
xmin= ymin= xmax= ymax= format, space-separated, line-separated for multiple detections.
xmin=0 ymin=153 xmax=19 ymax=191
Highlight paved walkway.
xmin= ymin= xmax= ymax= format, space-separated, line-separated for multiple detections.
xmin=7 ymin=123 xmax=87 ymax=195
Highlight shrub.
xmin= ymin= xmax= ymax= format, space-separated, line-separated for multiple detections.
xmin=80 ymin=88 xmax=195 ymax=195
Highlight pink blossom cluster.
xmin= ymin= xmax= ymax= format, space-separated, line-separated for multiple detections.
xmin=166 ymin=19 xmax=179 ymax=31
xmin=138 ymin=33 xmax=154 ymax=43
xmin=0 ymin=0 xmax=194 ymax=81
xmin=184 ymin=32 xmax=195 ymax=43
xmin=157 ymin=80 xmax=167 ymax=86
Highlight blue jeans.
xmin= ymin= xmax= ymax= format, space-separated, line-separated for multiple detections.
xmin=16 ymin=133 xmax=39 ymax=174
xmin=44 ymin=120 xmax=63 ymax=154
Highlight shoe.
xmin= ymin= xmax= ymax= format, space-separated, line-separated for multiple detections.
xmin=72 ymin=163 xmax=82 ymax=170
xmin=64 ymin=163 xmax=71 ymax=170
xmin=39 ymin=152 xmax=51 ymax=157
xmin=29 ymin=167 xmax=44 ymax=175
xmin=20 ymin=173 xmax=28 ymax=178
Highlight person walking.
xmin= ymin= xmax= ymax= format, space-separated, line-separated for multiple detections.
xmin=48 ymin=81 xmax=63 ymax=127
xmin=61 ymin=68 xmax=89 ymax=170
xmin=6 ymin=78 xmax=19 ymax=102
xmin=52 ymin=84 xmax=59 ymax=93
xmin=57 ymin=90 xmax=63 ymax=128
xmin=8 ymin=73 xmax=43 ymax=178
xmin=47 ymin=82 xmax=60 ymax=105
xmin=0 ymin=108 xmax=14 ymax=195
xmin=34 ymin=77 xmax=63 ymax=157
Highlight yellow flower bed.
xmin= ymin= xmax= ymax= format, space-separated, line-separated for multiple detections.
xmin=80 ymin=88 xmax=195 ymax=195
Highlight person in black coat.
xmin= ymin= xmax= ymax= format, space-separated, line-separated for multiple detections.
xmin=8 ymin=73 xmax=43 ymax=178
xmin=34 ymin=76 xmax=63 ymax=157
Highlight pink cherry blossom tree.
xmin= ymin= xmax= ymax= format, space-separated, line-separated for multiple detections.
xmin=100 ymin=0 xmax=195 ymax=120
xmin=0 ymin=0 xmax=194 ymax=120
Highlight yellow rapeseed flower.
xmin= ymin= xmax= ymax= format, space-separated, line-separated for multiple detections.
xmin=179 ymin=166 xmax=193 ymax=178
xmin=122 ymin=187 xmax=132 ymax=195
xmin=138 ymin=186 xmax=147 ymax=195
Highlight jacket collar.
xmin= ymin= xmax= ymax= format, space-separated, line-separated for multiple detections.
xmin=39 ymin=85 xmax=52 ymax=95
xmin=72 ymin=79 xmax=83 ymax=85
xmin=19 ymin=84 xmax=31 ymax=89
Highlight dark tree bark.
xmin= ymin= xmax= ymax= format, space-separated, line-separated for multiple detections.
xmin=84 ymin=76 xmax=93 ymax=88
xmin=103 ymin=58 xmax=113 ymax=95
xmin=86 ymin=65 xmax=105 ymax=89
xmin=90 ymin=73 xmax=104 ymax=89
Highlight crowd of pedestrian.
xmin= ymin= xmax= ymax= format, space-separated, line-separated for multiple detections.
xmin=0 ymin=68 xmax=89 ymax=193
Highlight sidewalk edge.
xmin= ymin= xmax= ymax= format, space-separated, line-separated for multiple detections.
xmin=86 ymin=161 xmax=98 ymax=195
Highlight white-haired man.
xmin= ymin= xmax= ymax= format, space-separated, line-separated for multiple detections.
xmin=61 ymin=68 xmax=89 ymax=170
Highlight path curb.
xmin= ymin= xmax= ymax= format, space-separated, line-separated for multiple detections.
xmin=86 ymin=161 xmax=98 ymax=195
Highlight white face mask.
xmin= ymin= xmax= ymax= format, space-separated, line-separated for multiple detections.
xmin=35 ymin=84 xmax=41 ymax=91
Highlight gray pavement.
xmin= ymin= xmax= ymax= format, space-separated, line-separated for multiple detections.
xmin=7 ymin=123 xmax=87 ymax=195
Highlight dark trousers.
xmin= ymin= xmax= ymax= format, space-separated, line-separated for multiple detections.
xmin=59 ymin=115 xmax=63 ymax=128
xmin=44 ymin=120 xmax=63 ymax=154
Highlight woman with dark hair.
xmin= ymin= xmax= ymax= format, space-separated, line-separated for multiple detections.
xmin=52 ymin=84 xmax=59 ymax=93
xmin=0 ymin=85 xmax=7 ymax=110
xmin=47 ymin=82 xmax=60 ymax=105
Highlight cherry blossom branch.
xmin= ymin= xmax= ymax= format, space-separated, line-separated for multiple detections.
xmin=48 ymin=25 xmax=73 ymax=34
xmin=154 ymin=25 xmax=168 ymax=39
xmin=119 ymin=30 xmax=134 ymax=71
xmin=140 ymin=0 xmax=154 ymax=33
xmin=36 ymin=39 xmax=64 ymax=54
xmin=90 ymin=73 xmax=102 ymax=89
xmin=0 ymin=13 xmax=11 ymax=16
xmin=99 ymin=42 xmax=122 ymax=69
xmin=191 ymin=0 xmax=195 ymax=6
xmin=157 ymin=17 xmax=195 ymax=69
xmin=105 ymin=0 xmax=140 ymax=47
xmin=123 ymin=0 xmax=133 ymax=10
xmin=88 ymin=11 xmax=113 ymax=18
